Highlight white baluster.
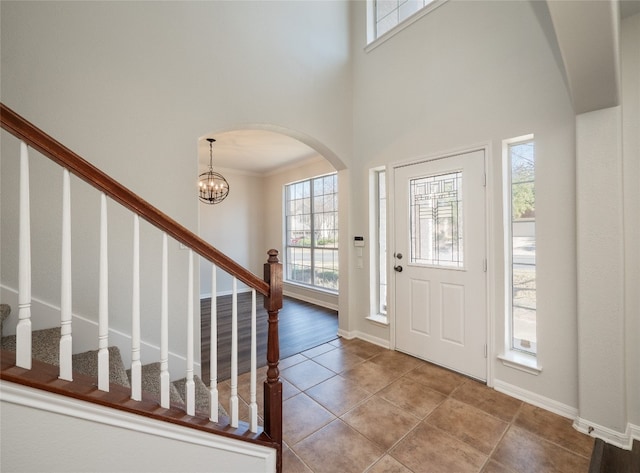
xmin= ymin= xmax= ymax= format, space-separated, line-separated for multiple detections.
xmin=131 ymin=215 xmax=141 ymax=401
xmin=98 ymin=193 xmax=109 ymax=391
xmin=160 ymin=233 xmax=170 ymax=408
xmin=16 ymin=142 xmax=32 ymax=369
xmin=209 ymin=264 xmax=219 ymax=423
xmin=230 ymin=277 xmax=239 ymax=428
xmin=59 ymin=169 xmax=73 ymax=381
xmin=249 ymin=288 xmax=258 ymax=432
xmin=185 ymin=250 xmax=195 ymax=416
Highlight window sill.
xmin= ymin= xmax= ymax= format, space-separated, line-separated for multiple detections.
xmin=498 ymin=351 xmax=542 ymax=376
xmin=284 ymin=281 xmax=338 ymax=296
xmin=366 ymin=314 xmax=389 ymax=326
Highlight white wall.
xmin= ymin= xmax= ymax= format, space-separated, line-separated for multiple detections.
xmin=1 ymin=382 xmax=275 ymax=473
xmin=576 ymin=106 xmax=625 ymax=433
xmin=199 ymin=169 xmax=266 ymax=296
xmin=349 ymin=0 xmax=579 ymax=409
xmin=621 ymin=11 xmax=640 ymax=432
xmin=571 ymin=10 xmax=639 ymax=447
xmin=1 ymin=1 xmax=352 ymax=361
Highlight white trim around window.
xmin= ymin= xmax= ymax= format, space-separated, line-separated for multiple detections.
xmin=366 ymin=0 xmax=450 ymax=52
xmin=284 ymin=173 xmax=339 ymax=293
xmin=367 ymin=166 xmax=389 ymax=326
xmin=500 ymin=134 xmax=542 ymax=375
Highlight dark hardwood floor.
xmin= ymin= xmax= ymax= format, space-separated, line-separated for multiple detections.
xmin=590 ymin=439 xmax=640 ymax=473
xmin=200 ymin=293 xmax=338 ymax=383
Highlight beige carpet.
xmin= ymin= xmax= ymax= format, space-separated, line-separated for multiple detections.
xmin=2 ymin=321 xmax=226 ymax=418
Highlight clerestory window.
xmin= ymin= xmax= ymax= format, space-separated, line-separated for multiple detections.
xmin=368 ymin=0 xmax=448 ymax=44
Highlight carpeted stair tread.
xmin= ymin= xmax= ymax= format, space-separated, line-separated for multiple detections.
xmin=127 ymin=362 xmax=183 ymax=404
xmin=72 ymin=346 xmax=131 ymax=388
xmin=1 ymin=327 xmax=62 ymax=366
xmin=2 ymin=327 xmax=130 ymax=387
xmin=172 ymin=375 xmax=228 ymax=418
xmin=0 ymin=304 xmax=11 ymax=335
xmin=2 ymin=322 xmax=228 ymax=422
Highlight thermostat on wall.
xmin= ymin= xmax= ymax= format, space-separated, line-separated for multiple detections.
xmin=354 ymin=236 xmax=365 ymax=247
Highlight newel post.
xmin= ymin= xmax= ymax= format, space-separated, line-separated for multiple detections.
xmin=263 ymin=249 xmax=283 ymax=471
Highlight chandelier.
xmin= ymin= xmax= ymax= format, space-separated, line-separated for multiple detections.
xmin=198 ymin=138 xmax=229 ymax=204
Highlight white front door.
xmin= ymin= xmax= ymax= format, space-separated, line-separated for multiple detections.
xmin=394 ymin=149 xmax=487 ymax=381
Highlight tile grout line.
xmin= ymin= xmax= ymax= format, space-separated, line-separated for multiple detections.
xmin=480 ymin=402 xmax=526 ymax=473
xmin=320 ymin=349 xmax=450 ymax=472
xmin=283 ymin=392 xmax=336 ymax=447
xmin=284 ymin=441 xmax=316 ymax=473
xmin=264 ymin=339 xmax=595 ymax=472
xmin=297 ymin=347 xmax=425 ymax=471
xmin=508 ymin=408 xmax=595 ymax=460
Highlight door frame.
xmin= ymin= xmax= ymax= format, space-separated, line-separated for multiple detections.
xmin=387 ymin=142 xmax=495 ymax=386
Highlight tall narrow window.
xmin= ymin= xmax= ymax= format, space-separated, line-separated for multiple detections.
xmin=377 ymin=170 xmax=387 ymax=314
xmin=506 ymin=137 xmax=536 ymax=355
xmin=285 ymin=174 xmax=338 ymax=292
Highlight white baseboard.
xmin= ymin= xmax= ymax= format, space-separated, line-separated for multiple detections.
xmin=336 ymin=328 xmax=355 ymax=340
xmin=282 ymin=289 xmax=339 ymax=311
xmin=336 ymin=329 xmax=390 ymax=349
xmin=493 ymin=379 xmax=578 ymax=420
xmin=202 ymin=287 xmax=339 ymax=312
xmin=1 ymin=285 xmax=199 ymax=379
xmin=573 ymin=417 xmax=639 ymax=451
xmin=494 ymin=378 xmax=640 ymax=450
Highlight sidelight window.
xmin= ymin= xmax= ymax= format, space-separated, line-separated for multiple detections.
xmin=505 ymin=136 xmax=537 ymax=356
xmin=376 ymin=170 xmax=387 ymax=314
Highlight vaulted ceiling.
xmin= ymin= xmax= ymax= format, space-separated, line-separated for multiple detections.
xmin=199 ymin=0 xmax=638 ymax=174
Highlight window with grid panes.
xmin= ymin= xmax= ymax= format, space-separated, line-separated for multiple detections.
xmin=372 ymin=0 xmax=443 ymax=41
xmin=285 ymin=174 xmax=338 ymax=291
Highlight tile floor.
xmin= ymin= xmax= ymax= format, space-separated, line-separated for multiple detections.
xmin=218 ymin=338 xmax=594 ymax=473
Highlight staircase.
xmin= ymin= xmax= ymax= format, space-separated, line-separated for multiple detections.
xmin=0 ymin=104 xmax=283 ymax=472
xmin=1 ymin=308 xmax=226 ymax=418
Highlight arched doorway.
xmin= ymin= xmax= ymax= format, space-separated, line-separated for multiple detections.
xmin=196 ymin=126 xmax=348 ymax=376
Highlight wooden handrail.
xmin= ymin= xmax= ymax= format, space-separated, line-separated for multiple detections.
xmin=0 ymin=103 xmax=269 ymax=296
xmin=2 ymin=102 xmax=283 ymax=471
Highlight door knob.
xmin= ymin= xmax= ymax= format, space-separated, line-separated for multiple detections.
xmin=394 ymin=265 xmax=403 ymax=273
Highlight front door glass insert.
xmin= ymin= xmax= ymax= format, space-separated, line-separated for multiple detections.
xmin=409 ymin=171 xmax=463 ymax=267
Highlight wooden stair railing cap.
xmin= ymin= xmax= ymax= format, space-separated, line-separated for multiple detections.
xmin=0 ymin=102 xmax=269 ymax=296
